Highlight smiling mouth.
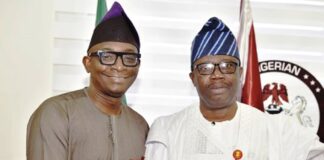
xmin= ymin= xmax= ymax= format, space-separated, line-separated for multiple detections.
xmin=104 ymin=74 xmax=130 ymax=79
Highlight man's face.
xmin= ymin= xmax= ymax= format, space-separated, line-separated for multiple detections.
xmin=84 ymin=41 xmax=139 ymax=98
xmin=190 ymin=55 xmax=242 ymax=109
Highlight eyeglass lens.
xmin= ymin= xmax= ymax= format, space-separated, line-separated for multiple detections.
xmin=94 ymin=51 xmax=140 ymax=67
xmin=196 ymin=62 xmax=237 ymax=75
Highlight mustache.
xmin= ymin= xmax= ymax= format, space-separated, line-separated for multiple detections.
xmin=207 ymin=83 xmax=228 ymax=89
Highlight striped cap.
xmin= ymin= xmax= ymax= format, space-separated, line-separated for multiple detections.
xmin=87 ymin=1 xmax=140 ymax=52
xmin=191 ymin=17 xmax=239 ymax=69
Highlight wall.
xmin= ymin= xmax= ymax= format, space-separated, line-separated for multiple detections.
xmin=0 ymin=0 xmax=53 ymax=159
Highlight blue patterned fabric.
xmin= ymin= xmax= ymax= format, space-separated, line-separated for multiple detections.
xmin=191 ymin=17 xmax=239 ymax=68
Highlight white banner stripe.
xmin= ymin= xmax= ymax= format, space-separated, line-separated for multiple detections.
xmin=238 ymin=0 xmax=254 ymax=85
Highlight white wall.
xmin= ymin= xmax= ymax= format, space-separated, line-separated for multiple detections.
xmin=0 ymin=0 xmax=53 ymax=159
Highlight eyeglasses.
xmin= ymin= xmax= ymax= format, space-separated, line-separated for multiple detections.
xmin=194 ymin=61 xmax=238 ymax=75
xmin=89 ymin=50 xmax=141 ymax=67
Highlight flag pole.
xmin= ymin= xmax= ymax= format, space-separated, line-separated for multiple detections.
xmin=238 ymin=0 xmax=264 ymax=111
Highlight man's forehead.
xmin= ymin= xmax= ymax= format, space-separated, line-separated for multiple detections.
xmin=195 ymin=55 xmax=239 ymax=63
xmin=88 ymin=41 xmax=137 ymax=53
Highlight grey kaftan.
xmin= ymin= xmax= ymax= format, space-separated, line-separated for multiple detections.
xmin=27 ymin=88 xmax=149 ymax=160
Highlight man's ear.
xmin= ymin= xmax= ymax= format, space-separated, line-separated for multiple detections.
xmin=189 ymin=72 xmax=196 ymax=87
xmin=83 ymin=56 xmax=91 ymax=73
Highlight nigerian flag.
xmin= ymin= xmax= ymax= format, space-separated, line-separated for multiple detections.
xmin=95 ymin=0 xmax=128 ymax=105
xmin=95 ymin=0 xmax=107 ymax=25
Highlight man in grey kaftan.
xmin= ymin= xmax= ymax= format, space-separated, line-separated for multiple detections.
xmin=27 ymin=2 xmax=148 ymax=160
xmin=28 ymin=89 xmax=148 ymax=160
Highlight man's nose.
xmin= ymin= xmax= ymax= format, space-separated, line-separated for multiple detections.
xmin=210 ymin=66 xmax=224 ymax=78
xmin=111 ymin=56 xmax=124 ymax=70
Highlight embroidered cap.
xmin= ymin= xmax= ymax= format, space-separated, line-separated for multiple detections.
xmin=191 ymin=17 xmax=239 ymax=70
xmin=87 ymin=1 xmax=140 ymax=53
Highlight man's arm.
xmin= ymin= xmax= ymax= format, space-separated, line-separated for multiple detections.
xmin=27 ymin=101 xmax=69 ymax=160
xmin=145 ymin=142 xmax=168 ymax=160
xmin=268 ymin=114 xmax=324 ymax=159
xmin=145 ymin=117 xmax=170 ymax=160
xmin=306 ymin=140 xmax=324 ymax=160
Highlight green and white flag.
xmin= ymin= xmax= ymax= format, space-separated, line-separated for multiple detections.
xmin=95 ymin=0 xmax=107 ymax=26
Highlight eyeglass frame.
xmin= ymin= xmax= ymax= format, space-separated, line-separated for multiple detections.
xmin=192 ymin=61 xmax=239 ymax=75
xmin=88 ymin=50 xmax=141 ymax=67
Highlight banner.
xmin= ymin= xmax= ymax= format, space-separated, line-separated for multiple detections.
xmin=238 ymin=0 xmax=264 ymax=111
